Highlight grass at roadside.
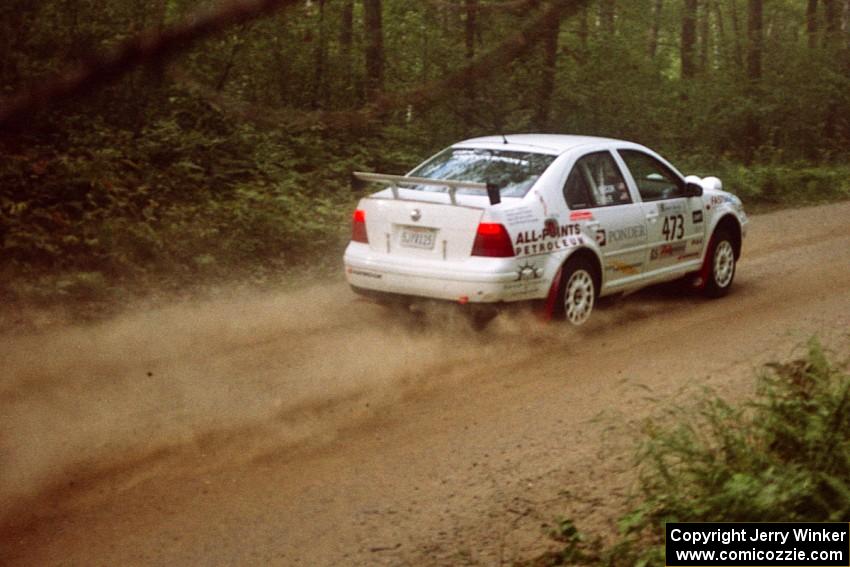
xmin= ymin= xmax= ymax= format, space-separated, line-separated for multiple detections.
xmin=526 ymin=338 xmax=850 ymax=566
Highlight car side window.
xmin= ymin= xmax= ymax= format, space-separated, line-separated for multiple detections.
xmin=563 ymin=151 xmax=632 ymax=209
xmin=618 ymin=150 xmax=685 ymax=202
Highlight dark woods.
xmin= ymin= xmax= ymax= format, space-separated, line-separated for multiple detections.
xmin=0 ymin=0 xmax=848 ymax=305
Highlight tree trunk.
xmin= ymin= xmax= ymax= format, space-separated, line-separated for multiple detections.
xmin=746 ymin=0 xmax=762 ymax=81
xmin=844 ymin=0 xmax=850 ymax=41
xmin=534 ymin=13 xmax=560 ymax=129
xmin=823 ymin=0 xmax=841 ymax=45
xmin=600 ymin=0 xmax=616 ymax=35
xmin=465 ymin=0 xmax=477 ymax=61
xmin=681 ymin=0 xmax=698 ymax=78
xmin=729 ymin=0 xmax=744 ymax=68
xmin=744 ymin=0 xmax=763 ymax=159
xmin=700 ymin=0 xmax=711 ymax=72
xmin=312 ymin=0 xmax=327 ymax=107
xmin=712 ymin=0 xmax=729 ymax=68
xmin=808 ymin=0 xmax=819 ymax=48
xmin=158 ymin=0 xmax=168 ymax=30
xmin=363 ymin=0 xmax=384 ymax=94
xmin=463 ymin=0 xmax=478 ymax=115
xmin=577 ymin=5 xmax=589 ymax=51
xmin=216 ymin=38 xmax=242 ymax=92
xmin=339 ymin=0 xmax=354 ymax=99
xmin=822 ymin=1 xmax=842 ymax=142
xmin=648 ymin=0 xmax=663 ymax=58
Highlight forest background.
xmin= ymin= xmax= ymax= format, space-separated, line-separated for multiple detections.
xmin=1 ymin=0 xmax=849 ymax=313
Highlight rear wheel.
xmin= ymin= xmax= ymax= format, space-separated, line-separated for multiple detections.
xmin=559 ymin=258 xmax=598 ymax=326
xmin=704 ymin=229 xmax=736 ymax=298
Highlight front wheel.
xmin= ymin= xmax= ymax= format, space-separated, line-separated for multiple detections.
xmin=703 ymin=230 xmax=736 ymax=298
xmin=559 ymin=259 xmax=597 ymax=326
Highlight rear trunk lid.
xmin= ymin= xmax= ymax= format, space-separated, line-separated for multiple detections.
xmin=359 ymin=188 xmax=487 ymax=261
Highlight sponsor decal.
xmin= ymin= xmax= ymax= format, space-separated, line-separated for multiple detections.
xmin=596 ymin=229 xmax=607 ymax=246
xmin=513 ymin=220 xmax=585 ymax=256
xmin=692 ymin=210 xmax=704 ymax=224
xmin=677 ymin=252 xmax=700 ymax=261
xmin=607 ymin=224 xmax=647 ymax=243
xmin=515 ymin=261 xmax=544 ymax=281
xmin=595 ymin=224 xmax=645 ymax=248
xmin=348 ymin=268 xmax=383 ymax=279
xmin=650 ymin=242 xmax=687 ymax=261
xmin=659 ymin=202 xmax=685 ymax=214
xmin=570 ymin=210 xmax=595 ymax=222
xmin=606 ymin=261 xmax=641 ymax=275
xmin=515 ymin=222 xmax=581 ymax=244
xmin=504 ymin=282 xmax=542 ymax=296
xmin=608 ymin=224 xmax=646 ymax=242
xmin=706 ymin=195 xmax=725 ymax=210
xmin=515 ymin=235 xmax=584 ymax=257
xmin=691 ymin=237 xmax=704 ymax=246
xmin=504 ymin=207 xmax=539 ymax=225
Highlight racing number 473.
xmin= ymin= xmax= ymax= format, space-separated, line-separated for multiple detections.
xmin=662 ymin=214 xmax=685 ymax=241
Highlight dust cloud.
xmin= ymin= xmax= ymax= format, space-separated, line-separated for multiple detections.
xmin=0 ymin=283 xmax=561 ymax=523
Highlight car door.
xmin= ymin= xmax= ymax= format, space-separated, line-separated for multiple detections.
xmin=562 ymin=150 xmax=648 ymax=287
xmin=616 ymin=149 xmax=706 ymax=276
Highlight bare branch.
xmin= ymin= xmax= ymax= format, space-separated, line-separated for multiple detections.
xmin=172 ymin=0 xmax=592 ymax=132
xmin=0 ymin=0 xmax=301 ymax=131
xmin=0 ymin=0 xmax=591 ymax=134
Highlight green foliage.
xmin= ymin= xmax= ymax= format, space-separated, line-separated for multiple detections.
xmin=543 ymin=339 xmax=850 ymax=566
xmin=674 ymin=160 xmax=850 ymax=209
xmin=2 ymin=0 xmax=850 ymax=308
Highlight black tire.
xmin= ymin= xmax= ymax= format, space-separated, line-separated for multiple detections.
xmin=703 ymin=229 xmax=736 ymax=298
xmin=556 ymin=257 xmax=599 ymax=326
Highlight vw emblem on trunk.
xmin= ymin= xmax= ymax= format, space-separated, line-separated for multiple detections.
xmin=410 ymin=209 xmax=422 ymax=222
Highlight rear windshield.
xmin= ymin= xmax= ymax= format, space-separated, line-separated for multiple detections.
xmin=409 ymin=148 xmax=557 ymax=198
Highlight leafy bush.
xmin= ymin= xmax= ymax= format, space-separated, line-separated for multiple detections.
xmin=675 ymin=159 xmax=850 ymax=208
xmin=0 ymin=93 xmax=424 ymax=305
xmin=537 ymin=339 xmax=850 ymax=566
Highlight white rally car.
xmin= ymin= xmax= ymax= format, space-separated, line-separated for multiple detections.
xmin=344 ymin=134 xmax=748 ymax=325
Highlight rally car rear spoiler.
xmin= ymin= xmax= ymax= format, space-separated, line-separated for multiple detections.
xmin=352 ymin=172 xmax=502 ymax=206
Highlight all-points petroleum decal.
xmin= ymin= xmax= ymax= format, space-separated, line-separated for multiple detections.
xmin=514 ymin=221 xmax=583 ymax=256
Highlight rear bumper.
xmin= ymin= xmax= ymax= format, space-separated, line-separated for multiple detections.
xmin=343 ymin=242 xmax=546 ymax=303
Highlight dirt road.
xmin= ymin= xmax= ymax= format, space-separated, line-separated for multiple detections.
xmin=2 ymin=203 xmax=849 ymax=566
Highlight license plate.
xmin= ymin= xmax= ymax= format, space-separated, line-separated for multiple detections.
xmin=400 ymin=226 xmax=436 ymax=250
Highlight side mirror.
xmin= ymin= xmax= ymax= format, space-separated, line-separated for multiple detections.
xmin=685 ymin=182 xmax=703 ymax=197
xmin=702 ymin=176 xmax=723 ymax=192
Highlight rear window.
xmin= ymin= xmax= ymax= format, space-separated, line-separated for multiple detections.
xmin=409 ymin=148 xmax=556 ymax=198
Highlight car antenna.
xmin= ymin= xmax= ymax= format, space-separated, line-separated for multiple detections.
xmin=501 ymin=133 xmax=509 ymax=145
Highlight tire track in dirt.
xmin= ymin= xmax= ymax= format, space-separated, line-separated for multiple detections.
xmin=1 ymin=202 xmax=849 ymax=566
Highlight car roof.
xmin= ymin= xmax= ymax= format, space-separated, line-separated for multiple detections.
xmin=453 ymin=134 xmax=627 ymax=155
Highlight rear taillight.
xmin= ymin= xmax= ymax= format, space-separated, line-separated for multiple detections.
xmin=351 ymin=209 xmax=368 ymax=243
xmin=471 ymin=223 xmax=515 ymax=257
